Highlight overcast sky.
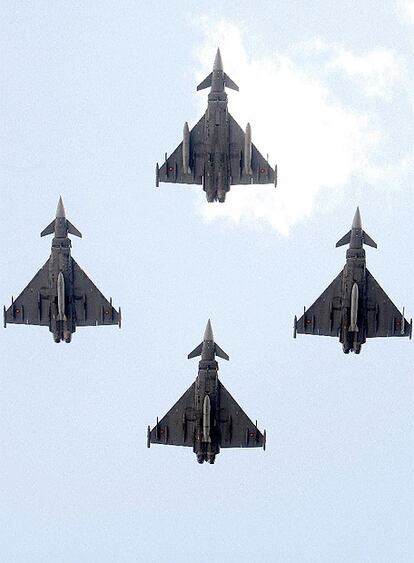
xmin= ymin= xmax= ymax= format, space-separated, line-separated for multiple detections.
xmin=1 ymin=2 xmax=413 ymax=562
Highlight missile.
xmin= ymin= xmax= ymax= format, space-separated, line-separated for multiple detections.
xmin=349 ymin=282 xmax=359 ymax=332
xmin=243 ymin=123 xmax=252 ymax=176
xmin=401 ymin=307 xmax=406 ymax=335
xmin=202 ymin=394 xmax=211 ymax=443
xmin=155 ymin=162 xmax=160 ymax=187
xmin=182 ymin=122 xmax=191 ymax=174
xmin=57 ymin=271 xmax=66 ymax=321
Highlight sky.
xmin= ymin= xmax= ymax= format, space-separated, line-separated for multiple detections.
xmin=0 ymin=2 xmax=413 ymax=562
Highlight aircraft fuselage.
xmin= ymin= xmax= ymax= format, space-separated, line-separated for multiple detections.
xmin=49 ymin=229 xmax=75 ymax=342
xmin=193 ymin=359 xmax=220 ymax=464
xmin=203 ymin=89 xmax=231 ymax=202
xmin=340 ymin=245 xmax=367 ymax=353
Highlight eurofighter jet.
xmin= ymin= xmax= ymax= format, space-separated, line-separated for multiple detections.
xmin=156 ymin=48 xmax=277 ymax=202
xmin=294 ymin=208 xmax=412 ymax=354
xmin=4 ymin=197 xmax=121 ymax=343
xmin=148 ymin=320 xmax=266 ymax=463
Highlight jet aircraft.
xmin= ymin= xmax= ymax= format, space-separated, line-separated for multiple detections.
xmin=148 ymin=320 xmax=266 ymax=463
xmin=156 ymin=48 xmax=276 ymax=202
xmin=294 ymin=208 xmax=412 ymax=353
xmin=4 ymin=197 xmax=121 ymax=342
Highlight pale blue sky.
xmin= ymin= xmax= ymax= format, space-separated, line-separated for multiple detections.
xmin=1 ymin=2 xmax=413 ymax=562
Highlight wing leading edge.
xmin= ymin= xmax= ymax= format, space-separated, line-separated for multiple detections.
xmin=4 ymin=259 xmax=51 ymax=327
xmin=156 ymin=117 xmax=205 ymax=186
xmin=228 ymin=113 xmax=276 ymax=186
xmin=72 ymin=260 xmax=121 ymax=327
xmin=156 ymin=114 xmax=276 ymax=187
xmin=148 ymin=383 xmax=196 ymax=448
xmin=218 ymin=382 xmax=265 ymax=449
xmin=365 ymin=270 xmax=412 ymax=338
xmin=295 ymin=272 xmax=343 ymax=337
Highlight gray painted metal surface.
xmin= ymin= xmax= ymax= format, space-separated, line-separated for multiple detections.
xmin=156 ymin=49 xmax=277 ymax=202
xmin=3 ymin=197 xmax=121 ymax=342
xmin=294 ymin=208 xmax=412 ymax=353
xmin=148 ymin=320 xmax=266 ymax=463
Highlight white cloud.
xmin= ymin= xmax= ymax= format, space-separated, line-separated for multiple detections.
xmin=293 ymin=38 xmax=402 ymax=99
xmin=398 ymin=0 xmax=414 ymax=23
xmin=329 ymin=48 xmax=401 ymax=99
xmin=192 ymin=21 xmax=392 ymax=234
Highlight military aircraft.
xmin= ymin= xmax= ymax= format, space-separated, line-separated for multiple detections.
xmin=4 ymin=197 xmax=121 ymax=342
xmin=156 ymin=48 xmax=276 ymax=202
xmin=294 ymin=208 xmax=412 ymax=354
xmin=147 ymin=320 xmax=266 ymax=463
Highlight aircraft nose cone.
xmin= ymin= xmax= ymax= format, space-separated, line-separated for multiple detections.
xmin=204 ymin=319 xmax=214 ymax=341
xmin=352 ymin=206 xmax=362 ymax=229
xmin=56 ymin=196 xmax=66 ymax=218
xmin=213 ymin=48 xmax=223 ymax=71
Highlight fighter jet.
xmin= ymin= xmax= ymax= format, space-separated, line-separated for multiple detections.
xmin=156 ymin=48 xmax=277 ymax=202
xmin=147 ymin=320 xmax=266 ymax=463
xmin=294 ymin=208 xmax=412 ymax=354
xmin=4 ymin=197 xmax=121 ymax=342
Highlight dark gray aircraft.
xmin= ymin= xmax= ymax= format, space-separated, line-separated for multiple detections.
xmin=4 ymin=197 xmax=121 ymax=342
xmin=147 ymin=320 xmax=266 ymax=463
xmin=294 ymin=208 xmax=412 ymax=353
xmin=156 ymin=48 xmax=276 ymax=202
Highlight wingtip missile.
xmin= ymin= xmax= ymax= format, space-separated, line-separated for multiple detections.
xmin=155 ymin=163 xmax=160 ymax=187
xmin=182 ymin=122 xmax=191 ymax=174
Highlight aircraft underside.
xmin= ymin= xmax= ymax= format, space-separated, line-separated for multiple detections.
xmin=341 ymin=330 xmax=363 ymax=354
xmin=52 ymin=320 xmax=73 ymax=343
xmin=204 ymin=172 xmax=230 ymax=202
